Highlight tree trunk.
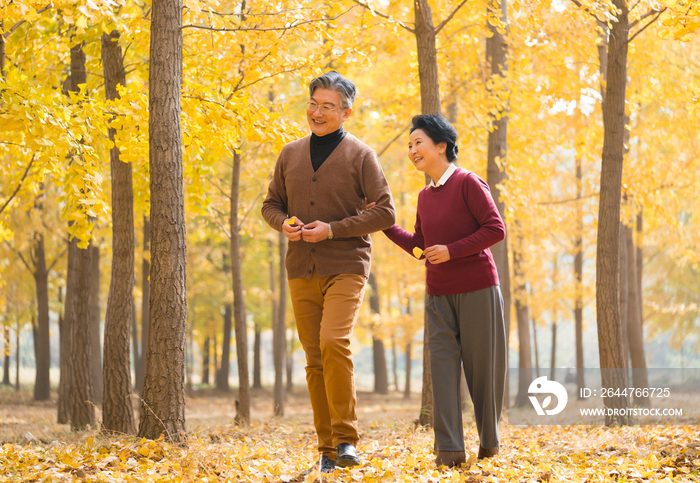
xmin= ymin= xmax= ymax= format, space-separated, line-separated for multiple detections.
xmin=101 ymin=29 xmax=136 ymax=434
xmin=619 ymin=223 xmax=630 ymax=367
xmin=413 ymin=0 xmax=442 ymax=426
xmin=273 ymin=233 xmax=287 ymax=415
xmin=485 ymin=0 xmax=511 ymax=410
xmin=230 ymin=151 xmax=250 ymax=425
xmin=549 ymin=259 xmax=557 ymax=381
xmin=531 ymin=315 xmax=540 ymax=377
xmin=138 ymin=0 xmax=187 ymax=441
xmin=595 ymin=0 xmax=631 ymax=424
xmin=286 ymin=329 xmax=294 ymax=392
xmin=186 ymin=316 xmax=194 ymax=392
xmin=218 ymin=303 xmax=232 ymax=391
xmin=58 ymin=241 xmax=76 ymax=423
xmin=89 ymin=244 xmax=102 ymax=405
xmin=404 ymin=341 xmax=412 ymax=400
xmin=131 ymin=301 xmax=139 ymax=387
xmin=136 ymin=216 xmax=150 ymax=394
xmin=392 ymin=337 xmax=399 ymax=392
xmin=2 ymin=326 xmax=10 ymax=385
xmin=253 ymin=324 xmax=262 ymax=389
xmin=636 ymin=211 xmax=643 ymax=327
xmin=71 ymin=240 xmax=95 ymax=431
xmin=626 ymin=223 xmax=650 ymax=406
xmin=213 ymin=333 xmax=218 ymax=384
xmin=33 ymin=233 xmax=51 ymax=401
xmin=414 ymin=0 xmax=441 ymax=115
xmin=513 ymin=248 xmax=532 ymax=407
xmin=15 ymin=319 xmax=20 ymax=391
xmin=368 ymin=273 xmax=388 ymax=394
xmin=202 ymin=337 xmax=210 ymax=385
xmin=574 ymin=156 xmax=585 ymax=398
xmin=418 ymin=301 xmax=432 ymax=425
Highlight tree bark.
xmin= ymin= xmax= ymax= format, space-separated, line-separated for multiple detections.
xmin=136 ymin=216 xmax=150 ymax=394
xmin=218 ymin=303 xmax=232 ymax=391
xmin=574 ymin=156 xmax=585 ymax=398
xmin=58 ymin=241 xmax=76 ymax=423
xmin=596 ymin=0 xmax=631 ymax=425
xmin=273 ymin=233 xmax=287 ymax=415
xmin=15 ymin=319 xmax=20 ymax=391
xmin=2 ymin=326 xmax=10 ymax=385
xmin=70 ymin=240 xmax=95 ymax=431
xmin=33 ymin=233 xmax=51 ymax=401
xmin=101 ymin=29 xmax=136 ymax=434
xmin=549 ymin=260 xmax=557 ymax=381
xmin=414 ymin=0 xmax=441 ymax=115
xmin=202 ymin=337 xmax=210 ymax=385
xmin=618 ymin=223 xmax=629 ymax=367
xmin=532 ymin=316 xmax=540 ymax=377
xmin=89 ymin=244 xmax=102 ymax=405
xmin=253 ymin=324 xmax=262 ymax=389
xmin=513 ymin=248 xmax=532 ymax=407
xmin=368 ymin=273 xmax=388 ymax=394
xmin=392 ymin=337 xmax=399 ymax=392
xmin=626 ymin=223 xmax=650 ymax=406
xmin=286 ymin=329 xmax=294 ymax=392
xmin=413 ymin=0 xmax=441 ymax=426
xmin=230 ymin=150 xmax=250 ymax=425
xmin=485 ymin=0 xmax=511 ymax=410
xmin=138 ymin=0 xmax=187 ymax=441
xmin=418 ymin=301 xmax=432 ymax=425
xmin=404 ymin=341 xmax=412 ymax=399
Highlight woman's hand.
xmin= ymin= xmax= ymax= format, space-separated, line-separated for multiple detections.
xmin=424 ymin=245 xmax=450 ymax=264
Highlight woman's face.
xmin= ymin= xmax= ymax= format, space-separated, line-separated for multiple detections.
xmin=408 ymin=128 xmax=446 ymax=172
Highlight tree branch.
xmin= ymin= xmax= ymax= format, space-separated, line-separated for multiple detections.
xmin=628 ymin=8 xmax=666 ymax=44
xmin=3 ymin=5 xmax=52 ymax=38
xmin=570 ymin=0 xmax=609 ymax=24
xmin=3 ymin=240 xmax=33 ymax=273
xmin=377 ymin=124 xmax=411 ymax=157
xmin=350 ymin=0 xmax=415 ymax=34
xmin=0 ymin=153 xmax=36 ymax=217
xmin=435 ymin=0 xmax=469 ymax=36
xmin=237 ymin=187 xmax=265 ymax=231
xmin=182 ymin=6 xmax=358 ymax=32
xmin=47 ymin=245 xmax=68 ymax=272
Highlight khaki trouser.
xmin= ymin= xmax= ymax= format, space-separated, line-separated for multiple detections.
xmin=289 ymin=269 xmax=366 ymax=457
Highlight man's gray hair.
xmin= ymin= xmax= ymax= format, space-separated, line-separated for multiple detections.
xmin=309 ymin=71 xmax=357 ymax=109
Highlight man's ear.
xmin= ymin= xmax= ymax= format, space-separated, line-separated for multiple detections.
xmin=341 ymin=108 xmax=353 ymax=122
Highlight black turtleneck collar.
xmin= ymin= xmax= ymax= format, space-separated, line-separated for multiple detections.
xmin=310 ymin=127 xmax=347 ymax=172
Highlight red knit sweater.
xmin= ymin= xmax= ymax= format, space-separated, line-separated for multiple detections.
xmin=383 ymin=167 xmax=505 ymax=295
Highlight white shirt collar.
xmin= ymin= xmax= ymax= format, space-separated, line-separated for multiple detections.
xmin=429 ymin=163 xmax=457 ymax=188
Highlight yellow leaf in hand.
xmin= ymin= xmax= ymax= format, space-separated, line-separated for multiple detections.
xmin=412 ymin=247 xmax=423 ymax=258
xmin=284 ymin=217 xmax=296 ymax=225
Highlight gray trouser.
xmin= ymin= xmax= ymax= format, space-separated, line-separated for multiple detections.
xmin=426 ymin=285 xmax=507 ymax=451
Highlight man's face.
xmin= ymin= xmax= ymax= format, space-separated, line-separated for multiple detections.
xmin=306 ymin=88 xmax=352 ymax=136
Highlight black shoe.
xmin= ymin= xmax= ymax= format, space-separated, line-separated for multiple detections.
xmin=299 ymin=455 xmax=335 ymax=477
xmin=336 ymin=443 xmax=361 ymax=468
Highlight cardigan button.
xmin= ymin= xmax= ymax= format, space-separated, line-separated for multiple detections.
xmin=311 ymin=248 xmax=316 ymax=253
xmin=312 ymin=177 xmax=317 ymax=182
xmin=308 ymin=270 xmax=312 ymax=274
xmin=310 ymin=201 xmax=315 ymax=206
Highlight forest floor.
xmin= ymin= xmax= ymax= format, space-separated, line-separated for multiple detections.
xmin=1 ymin=385 xmax=699 ymax=482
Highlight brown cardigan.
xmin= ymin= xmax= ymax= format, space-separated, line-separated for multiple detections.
xmin=262 ymin=133 xmax=396 ymax=279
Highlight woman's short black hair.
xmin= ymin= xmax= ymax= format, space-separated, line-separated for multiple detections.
xmin=410 ymin=114 xmax=459 ymax=162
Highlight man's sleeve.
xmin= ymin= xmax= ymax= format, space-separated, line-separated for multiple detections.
xmin=330 ymin=150 xmax=396 ymax=239
xmin=261 ymin=150 xmax=289 ymax=233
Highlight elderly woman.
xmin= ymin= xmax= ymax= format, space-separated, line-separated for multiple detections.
xmin=383 ymin=114 xmax=507 ymax=467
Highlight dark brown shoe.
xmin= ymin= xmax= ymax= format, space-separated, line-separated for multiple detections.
xmin=477 ymin=446 xmax=499 ymax=459
xmin=435 ymin=451 xmax=466 ymax=468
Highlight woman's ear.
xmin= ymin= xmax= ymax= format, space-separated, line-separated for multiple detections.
xmin=438 ymin=142 xmax=447 ymax=155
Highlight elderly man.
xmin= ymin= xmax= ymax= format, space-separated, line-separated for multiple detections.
xmin=262 ymin=71 xmax=395 ymax=473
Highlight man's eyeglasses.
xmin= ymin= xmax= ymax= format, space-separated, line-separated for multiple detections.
xmin=306 ymin=101 xmax=343 ymax=115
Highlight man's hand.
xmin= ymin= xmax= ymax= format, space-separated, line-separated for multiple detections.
xmin=360 ymin=197 xmax=376 ymax=212
xmin=282 ymin=217 xmax=304 ymax=241
xmin=301 ymin=221 xmax=329 ymax=243
xmin=424 ymin=245 xmax=450 ymax=264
